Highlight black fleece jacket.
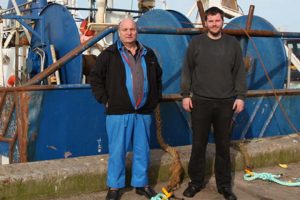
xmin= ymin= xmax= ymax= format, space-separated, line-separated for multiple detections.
xmin=90 ymin=43 xmax=162 ymax=115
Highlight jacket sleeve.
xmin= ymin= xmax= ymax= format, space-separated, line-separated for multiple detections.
xmin=146 ymin=47 xmax=163 ymax=100
xmin=181 ymin=38 xmax=195 ymax=98
xmin=156 ymin=57 xmax=163 ymax=100
xmin=233 ymin=40 xmax=247 ymax=100
xmin=90 ymin=51 xmax=109 ymax=104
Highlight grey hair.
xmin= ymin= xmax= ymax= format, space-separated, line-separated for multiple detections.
xmin=118 ymin=17 xmax=137 ymax=30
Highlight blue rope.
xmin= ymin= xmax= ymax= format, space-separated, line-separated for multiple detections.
xmin=244 ymin=172 xmax=300 ymax=186
xmin=150 ymin=193 xmax=169 ymax=200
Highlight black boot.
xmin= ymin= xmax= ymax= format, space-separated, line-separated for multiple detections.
xmin=136 ymin=186 xmax=157 ymax=199
xmin=218 ymin=187 xmax=237 ymax=200
xmin=183 ymin=182 xmax=202 ymax=198
xmin=106 ymin=188 xmax=120 ymax=200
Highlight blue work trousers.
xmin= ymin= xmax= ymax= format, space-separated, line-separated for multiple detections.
xmin=106 ymin=113 xmax=152 ymax=188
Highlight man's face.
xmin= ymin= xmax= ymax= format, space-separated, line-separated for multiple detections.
xmin=205 ymin=13 xmax=224 ymax=36
xmin=118 ymin=19 xmax=137 ymax=45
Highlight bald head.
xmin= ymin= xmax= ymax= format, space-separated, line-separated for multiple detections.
xmin=118 ymin=18 xmax=137 ymax=30
xmin=118 ymin=18 xmax=138 ymax=46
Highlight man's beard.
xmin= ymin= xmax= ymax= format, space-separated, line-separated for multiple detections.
xmin=208 ymin=28 xmax=222 ymax=37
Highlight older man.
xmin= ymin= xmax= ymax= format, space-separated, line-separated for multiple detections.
xmin=90 ymin=18 xmax=162 ymax=200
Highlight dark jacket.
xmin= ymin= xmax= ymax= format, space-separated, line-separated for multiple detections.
xmin=90 ymin=43 xmax=162 ymax=115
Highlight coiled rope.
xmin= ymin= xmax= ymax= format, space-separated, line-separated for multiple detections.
xmin=244 ymin=171 xmax=300 ymax=187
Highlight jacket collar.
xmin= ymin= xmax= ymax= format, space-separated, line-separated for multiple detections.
xmin=106 ymin=40 xmax=147 ymax=56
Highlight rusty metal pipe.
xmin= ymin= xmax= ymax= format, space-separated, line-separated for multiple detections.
xmin=0 ymin=85 xmax=57 ymax=92
xmin=3 ymin=85 xmax=300 ymax=99
xmin=138 ymin=27 xmax=300 ymax=38
xmin=1 ymin=102 xmax=15 ymax=137
xmin=9 ymin=134 xmax=18 ymax=163
xmin=24 ymin=26 xmax=118 ymax=86
xmin=16 ymin=92 xmax=29 ymax=162
xmin=0 ymin=92 xmax=7 ymax=113
xmin=0 ymin=137 xmax=13 ymax=143
xmin=224 ymin=29 xmax=300 ymax=38
xmin=22 ymin=26 xmax=300 ymax=86
xmin=197 ymin=0 xmax=206 ymax=28
xmin=246 ymin=5 xmax=255 ymax=30
xmin=161 ymin=89 xmax=300 ymax=102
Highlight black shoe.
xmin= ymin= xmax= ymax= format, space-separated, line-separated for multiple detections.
xmin=136 ymin=186 xmax=157 ymax=198
xmin=218 ymin=187 xmax=237 ymax=200
xmin=106 ymin=189 xmax=120 ymax=200
xmin=183 ymin=183 xmax=202 ymax=198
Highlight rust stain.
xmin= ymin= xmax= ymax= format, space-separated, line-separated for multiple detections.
xmin=16 ymin=92 xmax=30 ymax=162
xmin=0 ymin=91 xmax=32 ymax=163
xmin=29 ymin=132 xmax=38 ymax=142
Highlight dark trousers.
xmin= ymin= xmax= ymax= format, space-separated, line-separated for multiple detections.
xmin=188 ymin=98 xmax=234 ymax=189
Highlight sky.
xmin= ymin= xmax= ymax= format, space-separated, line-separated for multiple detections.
xmin=0 ymin=0 xmax=299 ymax=32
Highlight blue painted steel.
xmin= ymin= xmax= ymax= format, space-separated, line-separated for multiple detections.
xmin=32 ymin=86 xmax=107 ymax=160
xmin=240 ymin=97 xmax=264 ymax=139
xmin=7 ymin=0 xmax=27 ymax=8
xmin=1 ymin=7 xmax=299 ymax=162
xmin=23 ymin=86 xmax=300 ymax=161
xmin=27 ymin=91 xmax=44 ymax=161
xmin=7 ymin=0 xmax=47 ymax=16
xmin=0 ymin=142 xmax=9 ymax=159
xmin=29 ymin=3 xmax=82 ymax=84
xmin=137 ymin=9 xmax=193 ymax=94
xmin=233 ymin=95 xmax=300 ymax=139
xmin=1 ymin=15 xmax=43 ymax=41
xmin=166 ymin=10 xmax=194 ymax=29
xmin=26 ymin=26 xmax=117 ymax=86
xmin=258 ymin=96 xmax=282 ymax=138
xmin=28 ymin=11 xmax=294 ymax=161
xmin=136 ymin=9 xmax=193 ymax=153
xmin=225 ymin=16 xmax=288 ymax=90
xmin=30 ymin=86 xmax=191 ymax=161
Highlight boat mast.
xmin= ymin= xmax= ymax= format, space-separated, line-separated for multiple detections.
xmin=0 ymin=18 xmax=3 ymax=86
xmin=96 ymin=0 xmax=106 ymax=24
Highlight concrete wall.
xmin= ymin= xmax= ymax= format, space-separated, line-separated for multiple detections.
xmin=0 ymin=134 xmax=300 ymax=200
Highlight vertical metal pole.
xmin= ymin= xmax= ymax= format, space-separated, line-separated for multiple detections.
xmin=107 ymin=0 xmax=114 ymax=8
xmin=287 ymin=47 xmax=292 ymax=88
xmin=0 ymin=19 xmax=4 ymax=86
xmin=50 ymin=44 xmax=61 ymax=84
xmin=15 ymin=27 xmax=20 ymax=86
xmin=21 ymin=45 xmax=27 ymax=83
xmin=70 ymin=0 xmax=77 ymax=15
xmin=96 ymin=0 xmax=106 ymax=24
xmin=15 ymin=92 xmax=29 ymax=163
xmin=246 ymin=5 xmax=255 ymax=31
xmin=197 ymin=0 xmax=206 ymax=28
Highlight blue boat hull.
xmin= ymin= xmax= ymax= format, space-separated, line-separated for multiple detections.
xmin=2 ymin=86 xmax=296 ymax=162
xmin=25 ymin=85 xmax=192 ymax=161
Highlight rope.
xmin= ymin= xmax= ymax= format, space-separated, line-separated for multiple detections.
xmin=230 ymin=23 xmax=299 ymax=133
xmin=244 ymin=171 xmax=300 ymax=187
xmin=234 ymin=141 xmax=253 ymax=170
xmin=150 ymin=193 xmax=169 ymax=200
xmin=150 ymin=187 xmax=184 ymax=200
xmin=154 ymin=105 xmax=184 ymax=191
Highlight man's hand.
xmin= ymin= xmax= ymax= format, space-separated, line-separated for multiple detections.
xmin=182 ymin=97 xmax=193 ymax=112
xmin=233 ymin=99 xmax=244 ymax=114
